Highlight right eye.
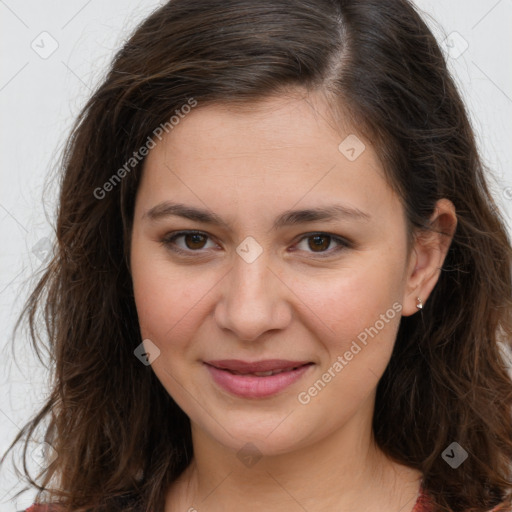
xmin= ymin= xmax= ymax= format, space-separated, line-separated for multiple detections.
xmin=160 ymin=230 xmax=218 ymax=256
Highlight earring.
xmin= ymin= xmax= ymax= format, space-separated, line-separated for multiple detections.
xmin=416 ymin=297 xmax=423 ymax=310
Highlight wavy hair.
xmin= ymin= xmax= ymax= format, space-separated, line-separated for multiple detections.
xmin=3 ymin=0 xmax=512 ymax=511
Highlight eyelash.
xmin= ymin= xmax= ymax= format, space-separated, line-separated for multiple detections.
xmin=160 ymin=230 xmax=352 ymax=259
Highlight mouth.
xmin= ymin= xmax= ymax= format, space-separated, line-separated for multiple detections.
xmin=204 ymin=359 xmax=314 ymax=398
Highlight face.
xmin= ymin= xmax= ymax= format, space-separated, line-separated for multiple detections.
xmin=130 ymin=90 xmax=416 ymax=456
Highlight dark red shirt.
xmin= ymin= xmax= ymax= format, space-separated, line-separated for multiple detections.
xmin=25 ymin=489 xmax=508 ymax=512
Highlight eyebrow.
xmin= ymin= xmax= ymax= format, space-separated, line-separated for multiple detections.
xmin=143 ymin=201 xmax=371 ymax=230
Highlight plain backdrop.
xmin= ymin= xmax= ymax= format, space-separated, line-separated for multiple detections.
xmin=1 ymin=1 xmax=511 ymax=509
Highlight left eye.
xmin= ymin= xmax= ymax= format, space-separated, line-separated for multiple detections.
xmin=294 ymin=233 xmax=349 ymax=255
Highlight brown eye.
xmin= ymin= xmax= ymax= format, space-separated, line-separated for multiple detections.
xmin=161 ymin=231 xmax=216 ymax=255
xmin=307 ymin=235 xmax=332 ymax=252
xmin=295 ymin=232 xmax=350 ymax=257
xmin=183 ymin=233 xmax=208 ymax=250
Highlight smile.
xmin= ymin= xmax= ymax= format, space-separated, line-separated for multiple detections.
xmin=204 ymin=360 xmax=314 ymax=398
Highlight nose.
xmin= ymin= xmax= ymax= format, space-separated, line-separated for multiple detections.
xmin=214 ymin=250 xmax=293 ymax=342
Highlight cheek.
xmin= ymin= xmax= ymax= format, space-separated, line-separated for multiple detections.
xmin=130 ymin=242 xmax=215 ymax=355
xmin=291 ymin=266 xmax=403 ymax=418
xmin=133 ymin=279 xmax=186 ymax=342
xmin=288 ymin=252 xmax=405 ymax=384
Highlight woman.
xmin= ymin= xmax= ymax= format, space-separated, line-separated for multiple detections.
xmin=4 ymin=0 xmax=512 ymax=511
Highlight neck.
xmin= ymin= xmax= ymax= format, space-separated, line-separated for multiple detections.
xmin=165 ymin=399 xmax=422 ymax=512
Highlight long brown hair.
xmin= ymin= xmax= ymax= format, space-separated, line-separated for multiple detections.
xmin=3 ymin=0 xmax=512 ymax=511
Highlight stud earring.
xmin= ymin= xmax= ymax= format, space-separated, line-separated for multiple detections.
xmin=416 ymin=297 xmax=423 ymax=310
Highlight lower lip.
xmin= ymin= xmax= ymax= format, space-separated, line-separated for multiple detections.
xmin=205 ymin=363 xmax=313 ymax=398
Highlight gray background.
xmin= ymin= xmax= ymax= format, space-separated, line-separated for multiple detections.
xmin=1 ymin=1 xmax=511 ymax=509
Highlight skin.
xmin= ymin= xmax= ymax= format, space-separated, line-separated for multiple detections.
xmin=130 ymin=88 xmax=457 ymax=512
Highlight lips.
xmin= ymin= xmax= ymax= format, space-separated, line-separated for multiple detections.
xmin=204 ymin=359 xmax=314 ymax=398
xmin=205 ymin=359 xmax=311 ymax=375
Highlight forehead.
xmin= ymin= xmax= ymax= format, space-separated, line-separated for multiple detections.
xmin=136 ymin=90 xmax=402 ymax=230
xmin=148 ymin=91 xmax=371 ymax=167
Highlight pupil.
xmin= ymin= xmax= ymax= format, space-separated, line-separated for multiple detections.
xmin=310 ymin=235 xmax=329 ymax=251
xmin=187 ymin=234 xmax=205 ymax=249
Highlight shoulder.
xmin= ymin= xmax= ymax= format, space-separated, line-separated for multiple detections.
xmin=491 ymin=505 xmax=512 ymax=512
xmin=412 ymin=490 xmax=431 ymax=512
xmin=25 ymin=498 xmax=141 ymax=512
xmin=25 ymin=506 xmax=60 ymax=512
xmin=413 ymin=488 xmax=510 ymax=512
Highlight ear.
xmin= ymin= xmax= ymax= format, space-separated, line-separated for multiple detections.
xmin=401 ymin=198 xmax=457 ymax=316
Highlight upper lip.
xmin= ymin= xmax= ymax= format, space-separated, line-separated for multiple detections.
xmin=205 ymin=359 xmax=312 ymax=373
